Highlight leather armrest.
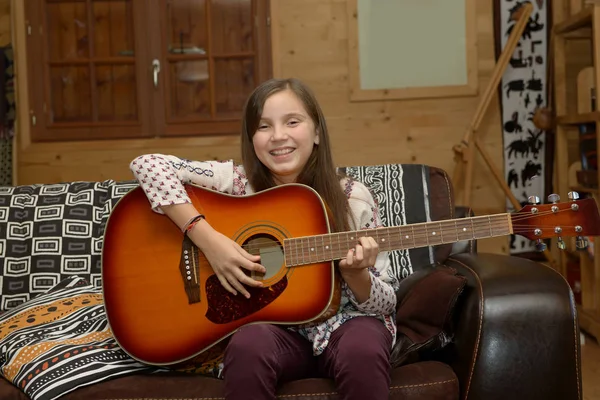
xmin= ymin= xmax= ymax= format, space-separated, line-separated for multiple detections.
xmin=0 ymin=376 xmax=27 ymax=400
xmin=441 ymin=253 xmax=581 ymax=400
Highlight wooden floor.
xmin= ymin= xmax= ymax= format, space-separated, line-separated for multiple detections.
xmin=582 ymin=332 xmax=600 ymax=399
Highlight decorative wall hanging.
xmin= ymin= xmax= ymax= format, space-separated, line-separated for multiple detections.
xmin=495 ymin=0 xmax=550 ymax=254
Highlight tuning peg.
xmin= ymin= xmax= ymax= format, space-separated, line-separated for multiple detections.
xmin=557 ymin=237 xmax=566 ymax=250
xmin=568 ymin=191 xmax=580 ymax=201
xmin=528 ymin=195 xmax=540 ymax=205
xmin=548 ymin=193 xmax=560 ymax=204
xmin=576 ymin=236 xmax=589 ymax=250
xmin=535 ymin=239 xmax=547 ymax=252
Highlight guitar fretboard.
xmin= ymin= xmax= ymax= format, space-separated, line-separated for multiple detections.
xmin=283 ymin=214 xmax=511 ymax=267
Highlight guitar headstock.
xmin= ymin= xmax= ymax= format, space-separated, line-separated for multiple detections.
xmin=511 ymin=192 xmax=600 ymax=250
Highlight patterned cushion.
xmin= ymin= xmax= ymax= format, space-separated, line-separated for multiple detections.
xmin=0 ymin=180 xmax=137 ymax=312
xmin=0 ymin=275 xmax=163 ymax=400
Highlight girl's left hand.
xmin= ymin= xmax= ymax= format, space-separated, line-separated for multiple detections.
xmin=338 ymin=236 xmax=379 ymax=272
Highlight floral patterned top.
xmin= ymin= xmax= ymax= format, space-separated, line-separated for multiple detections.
xmin=130 ymin=153 xmax=399 ymax=356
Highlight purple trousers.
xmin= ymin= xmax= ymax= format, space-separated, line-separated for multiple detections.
xmin=222 ymin=316 xmax=393 ymax=400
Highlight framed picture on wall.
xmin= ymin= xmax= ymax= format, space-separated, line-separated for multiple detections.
xmin=347 ymin=0 xmax=478 ymax=101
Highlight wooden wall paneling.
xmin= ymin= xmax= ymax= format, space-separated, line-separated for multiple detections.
xmin=272 ymin=0 xmax=505 ymax=208
xmin=12 ymin=0 xmax=515 ymax=254
xmin=0 ymin=0 xmax=10 ymax=47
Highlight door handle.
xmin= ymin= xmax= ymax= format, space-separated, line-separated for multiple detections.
xmin=152 ymin=59 xmax=161 ymax=88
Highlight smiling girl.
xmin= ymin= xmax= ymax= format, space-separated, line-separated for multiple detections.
xmin=129 ymin=78 xmax=399 ymax=400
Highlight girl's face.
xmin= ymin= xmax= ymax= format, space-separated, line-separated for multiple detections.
xmin=252 ymin=89 xmax=319 ymax=185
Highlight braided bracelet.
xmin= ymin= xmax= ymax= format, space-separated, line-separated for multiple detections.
xmin=182 ymin=214 xmax=205 ymax=236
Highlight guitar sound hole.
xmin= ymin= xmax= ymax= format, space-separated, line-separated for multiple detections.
xmin=245 ymin=234 xmax=284 ymax=281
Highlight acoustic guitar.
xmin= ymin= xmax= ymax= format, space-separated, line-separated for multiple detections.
xmin=101 ymin=184 xmax=600 ymax=366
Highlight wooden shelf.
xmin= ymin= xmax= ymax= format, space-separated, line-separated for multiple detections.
xmin=565 ymin=248 xmax=582 ymax=260
xmin=570 ymin=185 xmax=599 ymax=194
xmin=554 ymin=4 xmax=600 ymax=345
xmin=554 ymin=7 xmax=593 ymax=34
xmin=556 ymin=111 xmax=600 ymax=125
xmin=578 ymin=305 xmax=600 ymax=341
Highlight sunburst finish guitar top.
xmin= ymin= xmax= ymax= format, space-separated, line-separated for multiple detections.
xmin=102 ymin=184 xmax=339 ymax=366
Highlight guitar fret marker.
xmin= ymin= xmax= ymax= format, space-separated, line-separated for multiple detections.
xmin=432 ymin=232 xmax=436 ymax=235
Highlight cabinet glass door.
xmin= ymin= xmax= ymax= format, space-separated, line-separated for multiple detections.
xmin=33 ymin=0 xmax=151 ymax=141
xmin=161 ymin=0 xmax=267 ymax=136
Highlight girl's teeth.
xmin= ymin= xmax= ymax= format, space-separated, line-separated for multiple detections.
xmin=271 ymin=149 xmax=293 ymax=155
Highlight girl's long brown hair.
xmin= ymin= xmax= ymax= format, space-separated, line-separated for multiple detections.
xmin=241 ymin=78 xmax=350 ymax=233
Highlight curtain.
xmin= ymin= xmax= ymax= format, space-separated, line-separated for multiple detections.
xmin=0 ymin=46 xmax=15 ymax=186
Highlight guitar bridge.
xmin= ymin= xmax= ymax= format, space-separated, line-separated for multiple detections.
xmin=179 ymin=235 xmax=200 ymax=304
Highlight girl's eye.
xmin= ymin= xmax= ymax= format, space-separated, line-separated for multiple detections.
xmin=288 ymin=120 xmax=299 ymax=126
xmin=258 ymin=124 xmax=269 ymax=130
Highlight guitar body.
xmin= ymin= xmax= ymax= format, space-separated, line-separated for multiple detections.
xmin=102 ymin=184 xmax=339 ymax=366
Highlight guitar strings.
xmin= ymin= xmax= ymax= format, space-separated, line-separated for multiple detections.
xmin=238 ymin=226 xmax=582 ymax=255
xmin=222 ymin=207 xmax=587 ymax=257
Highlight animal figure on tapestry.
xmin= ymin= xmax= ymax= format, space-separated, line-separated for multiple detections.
xmin=525 ymin=93 xmax=531 ymax=108
xmin=535 ymin=93 xmax=544 ymax=107
xmin=505 ymin=79 xmax=525 ymax=97
xmin=507 ymin=2 xmax=530 ymax=23
xmin=506 ymin=130 xmax=543 ymax=159
xmin=527 ymin=70 xmax=543 ymax=92
xmin=506 ymin=8 xmax=545 ymax=39
xmin=504 ymin=111 xmax=523 ymax=133
xmin=527 ymin=129 xmax=544 ymax=159
xmin=521 ymin=160 xmax=542 ymax=187
xmin=507 ymin=168 xmax=519 ymax=189
xmin=510 ymin=51 xmax=528 ymax=69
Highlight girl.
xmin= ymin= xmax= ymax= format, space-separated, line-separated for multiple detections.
xmin=130 ymin=78 xmax=399 ymax=400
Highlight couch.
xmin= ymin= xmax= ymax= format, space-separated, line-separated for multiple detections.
xmin=0 ymin=163 xmax=582 ymax=400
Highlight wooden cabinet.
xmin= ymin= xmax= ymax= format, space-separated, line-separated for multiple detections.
xmin=553 ymin=3 xmax=600 ymax=341
xmin=24 ymin=0 xmax=272 ymax=142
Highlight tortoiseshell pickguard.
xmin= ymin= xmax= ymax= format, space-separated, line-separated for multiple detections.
xmin=204 ymin=275 xmax=288 ymax=324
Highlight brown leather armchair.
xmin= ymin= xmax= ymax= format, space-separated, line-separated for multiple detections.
xmin=0 ymin=165 xmax=581 ymax=400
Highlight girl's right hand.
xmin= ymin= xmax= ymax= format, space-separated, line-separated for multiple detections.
xmin=191 ymin=222 xmax=266 ymax=298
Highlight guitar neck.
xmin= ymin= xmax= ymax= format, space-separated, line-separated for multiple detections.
xmin=284 ymin=213 xmax=512 ymax=267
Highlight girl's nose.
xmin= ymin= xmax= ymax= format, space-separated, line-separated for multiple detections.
xmin=271 ymin=125 xmax=288 ymax=141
